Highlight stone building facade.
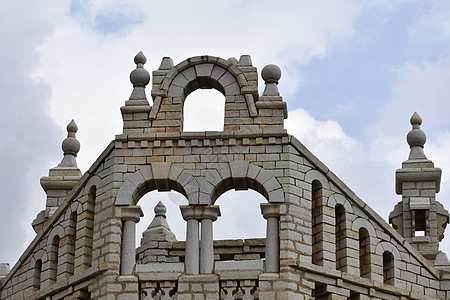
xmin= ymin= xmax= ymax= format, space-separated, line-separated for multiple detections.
xmin=1 ymin=52 xmax=450 ymax=299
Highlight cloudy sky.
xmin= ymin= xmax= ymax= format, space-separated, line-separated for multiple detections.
xmin=2 ymin=0 xmax=450 ymax=267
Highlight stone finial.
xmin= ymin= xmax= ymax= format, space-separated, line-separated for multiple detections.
xmin=145 ymin=201 xmax=173 ymax=233
xmin=140 ymin=201 xmax=176 ymax=244
xmin=407 ymin=112 xmax=427 ymax=159
xmin=261 ymin=64 xmax=281 ymax=96
xmin=58 ymin=119 xmax=80 ymax=167
xmin=129 ymin=51 xmax=150 ymax=100
xmin=154 ymin=200 xmax=167 ymax=218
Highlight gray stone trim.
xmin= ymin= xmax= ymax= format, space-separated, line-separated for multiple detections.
xmin=351 ymin=218 xmax=377 ymax=241
xmin=148 ymin=55 xmax=260 ymax=126
xmin=115 ymin=163 xmax=199 ymax=205
xmin=81 ymin=175 xmax=101 ymax=197
xmin=46 ymin=225 xmax=65 ymax=246
xmin=199 ymin=161 xmax=284 ymax=205
xmin=375 ymin=241 xmax=401 ymax=260
xmin=64 ymin=201 xmax=83 ymax=222
xmin=328 ymin=193 xmax=354 ymax=214
xmin=304 ymin=169 xmax=331 ymax=190
xmin=29 ymin=250 xmax=48 ymax=270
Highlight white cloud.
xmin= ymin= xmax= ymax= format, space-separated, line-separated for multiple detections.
xmin=33 ymin=0 xmax=363 ymax=173
xmin=0 ymin=0 xmax=72 ymax=265
xmin=5 ymin=0 xmax=450 ymax=266
xmin=286 ymin=108 xmax=396 ymax=219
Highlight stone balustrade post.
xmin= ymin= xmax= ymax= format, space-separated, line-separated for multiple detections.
xmin=120 ymin=206 xmax=143 ymax=275
xmin=181 ymin=206 xmax=200 ymax=275
xmin=181 ymin=205 xmax=221 ymax=275
xmin=260 ymin=203 xmax=280 ymax=273
xmin=200 ymin=206 xmax=221 ymax=274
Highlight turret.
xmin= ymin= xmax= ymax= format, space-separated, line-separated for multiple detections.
xmin=389 ymin=113 xmax=449 ymax=264
xmin=32 ymin=120 xmax=82 ymax=233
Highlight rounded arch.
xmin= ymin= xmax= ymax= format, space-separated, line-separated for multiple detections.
xmin=47 ymin=225 xmax=65 ymax=246
xmin=375 ymin=241 xmax=401 ymax=261
xmin=165 ymin=56 xmax=246 ymax=98
xmin=327 ymin=193 xmax=354 ymax=214
xmin=198 ymin=161 xmax=284 ymax=205
xmin=29 ymin=249 xmax=48 ymax=270
xmin=115 ymin=163 xmax=199 ymax=206
xmin=64 ymin=201 xmax=83 ymax=222
xmin=352 ymin=218 xmax=377 ymax=243
xmin=82 ymin=175 xmax=101 ymax=197
xmin=305 ymin=169 xmax=330 ymax=190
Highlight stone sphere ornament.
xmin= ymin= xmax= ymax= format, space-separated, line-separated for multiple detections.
xmin=261 ymin=64 xmax=281 ymax=84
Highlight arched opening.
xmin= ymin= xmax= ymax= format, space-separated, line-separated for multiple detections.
xmin=135 ymin=190 xmax=188 ymax=264
xmin=117 ymin=168 xmax=196 ymax=274
xmin=183 ymin=89 xmax=225 ymax=131
xmin=66 ymin=211 xmax=77 ymax=277
xmin=214 ymin=189 xmax=266 ymax=239
xmin=312 ymin=180 xmax=323 ymax=266
xmin=359 ymin=227 xmax=371 ymax=278
xmin=83 ymin=186 xmax=96 ymax=269
xmin=33 ymin=259 xmax=42 ymax=291
xmin=214 ymin=189 xmax=267 ymax=262
xmin=335 ymin=204 xmax=346 ymax=271
xmin=382 ymin=251 xmax=394 ymax=285
xmin=49 ymin=235 xmax=60 ymax=283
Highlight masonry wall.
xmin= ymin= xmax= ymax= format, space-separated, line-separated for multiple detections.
xmin=1 ymin=54 xmax=449 ymax=300
xmin=1 ymin=129 xmax=448 ymax=299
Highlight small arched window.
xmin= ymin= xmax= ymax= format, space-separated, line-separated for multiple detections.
xmin=84 ymin=185 xmax=96 ymax=269
xmin=312 ymin=180 xmax=323 ymax=266
xmin=382 ymin=251 xmax=394 ymax=285
xmin=358 ymin=227 xmax=371 ymax=278
xmin=33 ymin=259 xmax=42 ymax=291
xmin=68 ymin=211 xmax=77 ymax=276
xmin=335 ymin=204 xmax=346 ymax=271
xmin=49 ymin=236 xmax=60 ymax=283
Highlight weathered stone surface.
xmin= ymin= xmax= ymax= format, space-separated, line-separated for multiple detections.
xmin=1 ymin=55 xmax=449 ymax=300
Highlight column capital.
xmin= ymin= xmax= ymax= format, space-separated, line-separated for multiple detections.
xmin=180 ymin=205 xmax=221 ymax=221
xmin=260 ymin=203 xmax=280 ymax=219
xmin=121 ymin=205 xmax=144 ymax=222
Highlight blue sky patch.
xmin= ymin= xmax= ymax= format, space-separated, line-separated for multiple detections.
xmin=69 ymin=0 xmax=143 ymax=34
xmin=92 ymin=11 xmax=143 ymax=35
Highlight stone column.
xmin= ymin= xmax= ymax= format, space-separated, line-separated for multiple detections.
xmin=120 ymin=206 xmax=143 ymax=275
xmin=200 ymin=206 xmax=221 ymax=274
xmin=261 ymin=203 xmax=280 ymax=273
xmin=181 ymin=206 xmax=200 ymax=275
